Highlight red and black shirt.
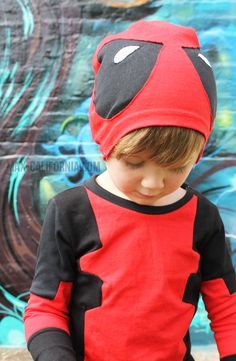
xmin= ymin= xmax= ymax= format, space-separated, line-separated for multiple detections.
xmin=24 ymin=175 xmax=236 ymax=361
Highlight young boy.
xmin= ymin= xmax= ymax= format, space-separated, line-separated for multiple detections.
xmin=24 ymin=20 xmax=236 ymax=361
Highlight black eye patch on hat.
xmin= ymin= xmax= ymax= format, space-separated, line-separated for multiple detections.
xmin=183 ymin=48 xmax=217 ymax=121
xmin=94 ymin=39 xmax=163 ymax=119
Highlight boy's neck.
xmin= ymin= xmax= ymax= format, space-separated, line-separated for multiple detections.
xmin=95 ymin=171 xmax=187 ymax=206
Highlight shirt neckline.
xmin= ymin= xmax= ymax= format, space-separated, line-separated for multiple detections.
xmin=83 ymin=174 xmax=194 ymax=215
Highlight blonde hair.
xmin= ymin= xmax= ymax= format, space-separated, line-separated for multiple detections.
xmin=110 ymin=126 xmax=205 ymax=167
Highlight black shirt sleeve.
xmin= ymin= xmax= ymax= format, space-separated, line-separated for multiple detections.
xmin=195 ymin=196 xmax=236 ymax=360
xmin=24 ymin=197 xmax=77 ymax=361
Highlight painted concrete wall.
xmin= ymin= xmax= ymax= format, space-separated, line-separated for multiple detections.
xmin=0 ymin=0 xmax=235 ymax=351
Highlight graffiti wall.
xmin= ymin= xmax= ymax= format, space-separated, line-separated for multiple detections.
xmin=0 ymin=0 xmax=235 ymax=350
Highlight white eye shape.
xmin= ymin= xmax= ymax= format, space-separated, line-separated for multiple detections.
xmin=198 ymin=53 xmax=212 ymax=68
xmin=114 ymin=45 xmax=140 ymax=64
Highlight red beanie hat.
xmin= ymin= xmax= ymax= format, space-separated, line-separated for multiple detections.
xmin=89 ymin=20 xmax=217 ymax=161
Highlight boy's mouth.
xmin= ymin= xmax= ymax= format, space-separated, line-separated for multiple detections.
xmin=136 ymin=192 xmax=158 ymax=199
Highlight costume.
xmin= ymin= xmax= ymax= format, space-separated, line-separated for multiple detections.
xmin=24 ymin=20 xmax=236 ymax=361
xmin=24 ymin=175 xmax=236 ymax=360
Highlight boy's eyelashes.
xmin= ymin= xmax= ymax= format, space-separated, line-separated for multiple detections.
xmin=123 ymin=160 xmax=144 ymax=168
xmin=171 ymin=166 xmax=186 ymax=174
xmin=123 ymin=160 xmax=187 ymax=173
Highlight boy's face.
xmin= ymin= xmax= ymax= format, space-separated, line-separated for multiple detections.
xmin=105 ymin=150 xmax=199 ymax=206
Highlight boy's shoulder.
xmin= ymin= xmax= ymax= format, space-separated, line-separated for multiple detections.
xmin=53 ymin=183 xmax=84 ymax=202
xmin=186 ymin=183 xmax=220 ymax=219
xmin=49 ymin=179 xmax=89 ymax=215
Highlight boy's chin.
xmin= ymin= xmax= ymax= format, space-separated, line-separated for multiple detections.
xmin=128 ymin=187 xmax=185 ymax=206
xmin=126 ymin=192 xmax=162 ymax=206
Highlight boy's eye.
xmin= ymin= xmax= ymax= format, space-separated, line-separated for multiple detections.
xmin=172 ymin=166 xmax=186 ymax=174
xmin=124 ymin=160 xmax=144 ymax=169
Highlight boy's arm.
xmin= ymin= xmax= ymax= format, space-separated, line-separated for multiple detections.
xmin=198 ymin=203 xmax=236 ymax=361
xmin=24 ymin=197 xmax=77 ymax=361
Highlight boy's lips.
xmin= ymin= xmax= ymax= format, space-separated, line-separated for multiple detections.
xmin=136 ymin=192 xmax=158 ymax=199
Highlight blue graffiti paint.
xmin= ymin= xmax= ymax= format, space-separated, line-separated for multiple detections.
xmin=0 ymin=27 xmax=34 ymax=120
xmin=11 ymin=21 xmax=64 ymax=137
xmin=0 ymin=28 xmax=11 ymax=103
xmin=0 ymin=285 xmax=27 ymax=346
xmin=8 ymin=156 xmax=28 ymax=224
xmin=16 ymin=0 xmax=34 ymax=39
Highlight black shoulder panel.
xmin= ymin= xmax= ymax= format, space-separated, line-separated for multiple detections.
xmin=53 ymin=185 xmax=103 ymax=258
xmin=30 ymin=196 xmax=76 ymax=299
xmin=193 ymin=193 xmax=236 ymax=293
xmin=30 ymin=186 xmax=103 ymax=299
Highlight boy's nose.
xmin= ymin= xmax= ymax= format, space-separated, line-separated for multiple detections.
xmin=140 ymin=174 xmax=164 ymax=192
